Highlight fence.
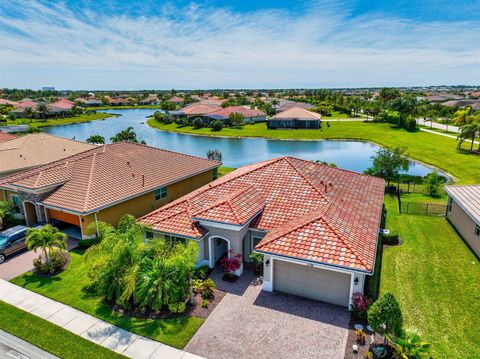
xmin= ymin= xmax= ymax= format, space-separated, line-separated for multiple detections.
xmin=399 ymin=201 xmax=447 ymax=216
xmin=398 ymin=182 xmax=446 ymax=196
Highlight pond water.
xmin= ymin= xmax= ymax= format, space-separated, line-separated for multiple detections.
xmin=45 ymin=109 xmax=438 ymax=176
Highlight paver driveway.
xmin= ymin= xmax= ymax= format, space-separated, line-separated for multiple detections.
xmin=186 ymin=269 xmax=349 ymax=359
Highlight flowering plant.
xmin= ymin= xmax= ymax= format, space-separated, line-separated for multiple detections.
xmin=220 ymin=249 xmax=242 ymax=276
xmin=351 ymin=292 xmax=372 ymax=319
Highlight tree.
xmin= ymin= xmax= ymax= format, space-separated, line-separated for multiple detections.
xmin=456 ymin=123 xmax=478 ymax=150
xmin=207 ymin=149 xmax=222 ymax=162
xmin=23 ymin=107 xmax=34 ymax=119
xmin=227 ymin=112 xmax=245 ymax=127
xmin=367 ymin=292 xmax=403 ymax=337
xmin=378 ymin=88 xmax=401 ymax=104
xmin=192 ymin=118 xmax=204 ymax=129
xmin=110 ymin=127 xmax=145 ymax=144
xmin=86 ymin=135 xmax=105 ymax=144
xmin=37 ymin=102 xmax=49 ymax=120
xmin=210 ymin=120 xmax=223 ymax=131
xmin=386 ymin=329 xmax=431 ymax=359
xmin=424 ymin=171 xmax=443 ymax=197
xmin=26 ymin=225 xmax=67 ymax=266
xmin=0 ymin=201 xmax=13 ymax=229
xmin=365 ymin=147 xmax=409 ymax=186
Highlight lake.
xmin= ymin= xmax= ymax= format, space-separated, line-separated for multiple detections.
xmin=45 ymin=109 xmax=438 ymax=176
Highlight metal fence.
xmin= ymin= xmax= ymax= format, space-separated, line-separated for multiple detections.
xmin=399 ymin=201 xmax=447 ymax=216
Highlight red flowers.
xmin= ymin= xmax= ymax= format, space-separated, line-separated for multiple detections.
xmin=220 ymin=249 xmax=242 ymax=275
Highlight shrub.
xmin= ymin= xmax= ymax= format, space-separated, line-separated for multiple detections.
xmin=192 ymin=118 xmax=204 ymax=129
xmin=368 ymin=292 xmax=403 ymax=336
xmin=210 ymin=120 xmax=223 ymax=131
xmin=387 ymin=329 xmax=431 ymax=359
xmin=405 ymin=117 xmax=417 ymax=132
xmin=227 ymin=112 xmax=245 ymax=127
xmin=220 ymin=249 xmax=242 ymax=276
xmin=168 ymin=302 xmax=186 ymax=314
xmin=382 ymin=230 xmax=399 ymax=245
xmin=201 ymin=299 xmax=209 ymax=308
xmin=424 ymin=171 xmax=443 ymax=197
xmin=163 ymin=113 xmax=174 ymax=124
xmin=201 ymin=278 xmax=216 ymax=299
xmin=351 ymin=292 xmax=372 ymax=319
xmin=175 ymin=117 xmax=189 ymax=127
xmin=33 ymin=250 xmax=68 ymax=275
xmin=77 ymin=237 xmax=101 ymax=250
xmin=193 ymin=265 xmax=210 ymax=280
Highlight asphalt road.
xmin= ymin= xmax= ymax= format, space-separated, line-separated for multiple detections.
xmin=0 ymin=331 xmax=57 ymax=359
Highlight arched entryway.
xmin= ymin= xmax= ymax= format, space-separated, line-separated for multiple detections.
xmin=208 ymin=236 xmax=230 ymax=268
xmin=23 ymin=201 xmax=38 ymax=226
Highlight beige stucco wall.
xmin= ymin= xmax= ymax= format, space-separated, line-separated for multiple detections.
xmin=447 ymin=198 xmax=480 ymax=257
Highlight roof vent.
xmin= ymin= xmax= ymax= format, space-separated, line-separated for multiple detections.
xmin=142 ymin=174 xmax=145 ymax=187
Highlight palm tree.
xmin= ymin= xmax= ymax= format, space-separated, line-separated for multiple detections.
xmin=23 ymin=107 xmax=34 ymax=119
xmin=110 ymin=127 xmax=140 ymax=143
xmin=0 ymin=201 xmax=13 ymax=230
xmin=36 ymin=102 xmax=49 ymax=121
xmin=387 ymin=329 xmax=430 ymax=359
xmin=26 ymin=225 xmax=67 ymax=265
xmin=86 ymin=134 xmax=105 ymax=144
xmin=452 ymin=107 xmax=472 ymax=126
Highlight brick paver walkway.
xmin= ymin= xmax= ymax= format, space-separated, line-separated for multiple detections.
xmin=0 ymin=279 xmax=203 ymax=359
xmin=186 ymin=269 xmax=349 ymax=359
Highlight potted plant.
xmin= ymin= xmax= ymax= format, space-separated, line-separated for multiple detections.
xmin=356 ymin=329 xmax=366 ymax=345
xmin=249 ymin=252 xmax=264 ymax=276
xmin=220 ymin=249 xmax=242 ymax=282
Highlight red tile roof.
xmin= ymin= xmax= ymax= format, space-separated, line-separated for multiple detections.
xmin=139 ymin=157 xmax=385 ymax=272
xmin=270 ymin=107 xmax=321 ymax=120
xmin=49 ymin=99 xmax=74 ymax=110
xmin=0 ymin=99 xmax=17 ymax=106
xmin=179 ymin=103 xmax=220 ymax=115
xmin=0 ymin=142 xmax=220 ymax=214
xmin=206 ymin=106 xmax=265 ymax=119
xmin=0 ymin=132 xmax=17 ymax=142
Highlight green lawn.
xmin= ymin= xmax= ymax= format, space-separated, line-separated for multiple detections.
xmin=147 ymin=120 xmax=480 ymax=184
xmin=381 ymin=195 xmax=480 ymax=358
xmin=0 ymin=300 xmax=125 ymax=359
xmin=8 ymin=113 xmax=116 ymax=128
xmin=11 ymin=250 xmax=204 ymax=349
xmin=400 ymin=192 xmax=447 ymax=204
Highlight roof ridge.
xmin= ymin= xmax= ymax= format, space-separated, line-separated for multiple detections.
xmin=283 ymin=157 xmax=329 ymax=202
xmin=82 ymin=153 xmax=97 ymax=212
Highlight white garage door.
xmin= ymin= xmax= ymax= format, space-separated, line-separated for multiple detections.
xmin=274 ymin=259 xmax=351 ymax=307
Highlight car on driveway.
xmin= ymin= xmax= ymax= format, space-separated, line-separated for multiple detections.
xmin=0 ymin=226 xmax=30 ymax=264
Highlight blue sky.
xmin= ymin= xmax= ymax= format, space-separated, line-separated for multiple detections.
xmin=1 ymin=0 xmax=479 ymax=90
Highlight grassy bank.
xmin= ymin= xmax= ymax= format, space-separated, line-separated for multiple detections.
xmin=0 ymin=300 xmax=125 ymax=358
xmin=11 ymin=250 xmax=204 ymax=349
xmin=381 ymin=195 xmax=480 ymax=358
xmin=7 ymin=113 xmax=117 ymax=128
xmin=147 ymin=119 xmax=480 ymax=184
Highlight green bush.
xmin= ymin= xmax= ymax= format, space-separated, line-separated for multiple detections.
xmin=192 ymin=118 xmax=204 ymax=129
xmin=168 ymin=302 xmax=186 ymax=314
xmin=210 ymin=120 xmax=223 ymax=131
xmin=192 ymin=278 xmax=216 ymax=300
xmin=77 ymin=237 xmax=101 ymax=250
xmin=33 ymin=250 xmax=68 ymax=275
xmin=193 ymin=265 xmax=210 ymax=280
xmin=405 ymin=117 xmax=417 ymax=132
xmin=368 ymin=292 xmax=403 ymax=336
xmin=201 ymin=299 xmax=209 ymax=308
xmin=175 ymin=117 xmax=189 ymax=127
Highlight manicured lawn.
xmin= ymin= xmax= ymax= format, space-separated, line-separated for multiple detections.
xmin=400 ymin=192 xmax=447 ymax=204
xmin=7 ymin=113 xmax=116 ymax=128
xmin=147 ymin=120 xmax=480 ymax=184
xmin=219 ymin=166 xmax=235 ymax=176
xmin=11 ymin=250 xmax=204 ymax=349
xmin=381 ymin=195 xmax=480 ymax=358
xmin=0 ymin=300 xmax=125 ymax=358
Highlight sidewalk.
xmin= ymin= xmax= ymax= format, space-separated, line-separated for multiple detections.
xmin=416 ymin=118 xmax=460 ymax=133
xmin=0 ymin=279 xmax=203 ymax=359
xmin=419 ymin=128 xmax=479 ymax=145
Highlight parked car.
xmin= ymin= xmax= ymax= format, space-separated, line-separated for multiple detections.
xmin=0 ymin=225 xmax=29 ymax=264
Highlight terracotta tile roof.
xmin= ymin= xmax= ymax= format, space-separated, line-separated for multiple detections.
xmin=206 ymin=106 xmax=266 ymax=120
xmin=49 ymin=99 xmax=74 ymax=110
xmin=0 ymin=99 xmax=17 ymax=106
xmin=0 ymin=132 xmax=17 ymax=143
xmin=179 ymin=103 xmax=220 ymax=115
xmin=269 ymin=107 xmax=321 ymax=120
xmin=0 ymin=133 xmax=95 ymax=175
xmin=139 ymin=157 xmax=384 ymax=272
xmin=445 ymin=185 xmax=480 ymax=225
xmin=0 ymin=142 xmax=220 ymax=214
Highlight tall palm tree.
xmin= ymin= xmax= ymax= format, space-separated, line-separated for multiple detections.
xmin=23 ymin=107 xmax=34 ymax=119
xmin=36 ymin=102 xmax=49 ymax=121
xmin=26 ymin=225 xmax=67 ymax=265
xmin=452 ymin=107 xmax=472 ymax=126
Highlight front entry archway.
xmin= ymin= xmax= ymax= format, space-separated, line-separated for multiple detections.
xmin=23 ymin=201 xmax=38 ymax=226
xmin=208 ymin=236 xmax=231 ymax=269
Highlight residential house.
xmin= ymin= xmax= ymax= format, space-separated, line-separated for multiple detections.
xmin=171 ymin=103 xmax=220 ymax=120
xmin=275 ymin=99 xmax=315 ymax=112
xmin=0 ymin=132 xmax=17 ymax=143
xmin=11 ymin=99 xmax=75 ymax=118
xmin=204 ymin=106 xmax=266 ymax=124
xmin=75 ymin=98 xmax=104 ymax=107
xmin=138 ymin=94 xmax=160 ymax=105
xmin=140 ymin=157 xmax=385 ymax=308
xmin=267 ymin=107 xmax=321 ymax=129
xmin=441 ymin=99 xmax=480 ymax=108
xmin=107 ymin=98 xmax=132 ymax=106
xmin=0 ymin=133 xmax=95 ymax=178
xmin=169 ymin=96 xmax=184 ymax=105
xmin=0 ymin=142 xmax=220 ymax=239
xmin=0 ymin=99 xmax=18 ymax=106
xmin=445 ymin=185 xmax=480 ymax=257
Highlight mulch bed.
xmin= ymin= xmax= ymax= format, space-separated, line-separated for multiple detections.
xmin=188 ymin=288 xmax=226 ymax=318
xmin=34 ymin=252 xmax=71 ymax=277
xmin=344 ymin=316 xmax=388 ymax=359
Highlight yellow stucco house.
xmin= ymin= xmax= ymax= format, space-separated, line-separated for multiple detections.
xmin=0 ymin=142 xmax=220 ymax=238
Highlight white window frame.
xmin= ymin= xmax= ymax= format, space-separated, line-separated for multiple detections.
xmin=154 ymin=186 xmax=167 ymax=200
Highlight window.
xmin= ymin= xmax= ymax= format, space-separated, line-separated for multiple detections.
xmin=212 ymin=168 xmax=219 ymax=181
xmin=475 ymin=224 xmax=480 ymax=237
xmin=447 ymin=197 xmax=453 ymax=212
xmin=164 ymin=234 xmax=186 ymax=247
xmin=154 ymin=186 xmax=167 ymax=200
xmin=10 ymin=195 xmax=21 ymax=213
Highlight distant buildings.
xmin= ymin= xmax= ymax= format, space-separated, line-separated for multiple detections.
xmin=41 ymin=86 xmax=55 ymax=91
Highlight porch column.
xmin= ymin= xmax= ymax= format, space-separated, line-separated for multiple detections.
xmin=262 ymin=255 xmax=273 ymax=292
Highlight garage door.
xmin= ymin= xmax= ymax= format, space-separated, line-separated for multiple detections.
xmin=274 ymin=259 xmax=351 ymax=307
xmin=48 ymin=209 xmax=80 ymax=226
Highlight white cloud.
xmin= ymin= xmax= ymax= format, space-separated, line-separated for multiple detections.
xmin=0 ymin=0 xmax=479 ymax=89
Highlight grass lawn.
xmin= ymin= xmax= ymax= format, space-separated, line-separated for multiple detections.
xmin=400 ymin=192 xmax=447 ymax=204
xmin=147 ymin=119 xmax=480 ymax=184
xmin=0 ymin=300 xmax=125 ymax=358
xmin=219 ymin=166 xmax=235 ymax=176
xmin=381 ymin=195 xmax=480 ymax=358
xmin=11 ymin=250 xmax=204 ymax=349
xmin=7 ymin=113 xmax=116 ymax=128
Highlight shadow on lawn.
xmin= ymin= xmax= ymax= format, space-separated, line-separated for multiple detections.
xmin=19 ymin=272 xmax=62 ymax=287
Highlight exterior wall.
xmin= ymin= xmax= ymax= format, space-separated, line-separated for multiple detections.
xmin=267 ymin=118 xmax=320 ymax=129
xmin=447 ymin=198 xmax=480 ymax=257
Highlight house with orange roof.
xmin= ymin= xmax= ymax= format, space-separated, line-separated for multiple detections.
xmin=0 ymin=132 xmax=17 ymax=143
xmin=0 ymin=142 xmax=220 ymax=239
xmin=139 ymin=157 xmax=385 ymax=308
xmin=267 ymin=107 xmax=321 ymax=129
xmin=205 ymin=106 xmax=266 ymax=123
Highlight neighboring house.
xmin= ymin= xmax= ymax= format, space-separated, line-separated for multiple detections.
xmin=11 ymin=99 xmax=74 ymax=118
xmin=0 ymin=132 xmax=17 ymax=143
xmin=204 ymin=106 xmax=266 ymax=123
xmin=275 ymin=99 xmax=315 ymax=112
xmin=75 ymin=98 xmax=104 ymax=107
xmin=445 ymin=185 xmax=480 ymax=257
xmin=140 ymin=157 xmax=385 ymax=308
xmin=0 ymin=142 xmax=220 ymax=239
xmin=138 ymin=95 xmax=160 ymax=105
xmin=267 ymin=107 xmax=321 ymax=129
xmin=169 ymin=96 xmax=184 ymax=105
xmin=441 ymin=99 xmax=480 ymax=108
xmin=0 ymin=99 xmax=18 ymax=106
xmin=172 ymin=103 xmax=220 ymax=119
xmin=0 ymin=133 xmax=95 ymax=178
xmin=108 ymin=98 xmax=132 ymax=106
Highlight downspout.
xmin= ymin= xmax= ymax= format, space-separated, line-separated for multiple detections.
xmin=94 ymin=212 xmax=100 ymax=237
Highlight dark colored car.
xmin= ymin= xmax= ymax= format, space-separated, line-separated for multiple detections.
xmin=0 ymin=225 xmax=29 ymax=264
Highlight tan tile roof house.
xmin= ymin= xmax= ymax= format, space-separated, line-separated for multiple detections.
xmin=0 ymin=133 xmax=95 ymax=177
xmin=445 ymin=185 xmax=480 ymax=257
xmin=268 ymin=107 xmax=322 ymax=129
xmin=0 ymin=142 xmax=220 ymax=239
xmin=0 ymin=132 xmax=17 ymax=143
xmin=140 ymin=157 xmax=385 ymax=308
